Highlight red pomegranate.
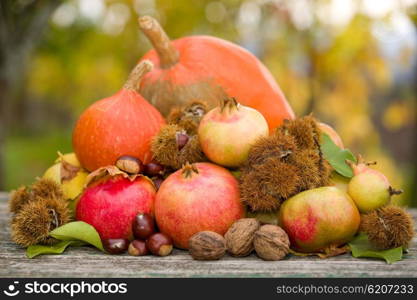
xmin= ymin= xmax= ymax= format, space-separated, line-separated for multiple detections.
xmin=138 ymin=16 xmax=294 ymax=131
xmin=198 ymin=97 xmax=269 ymax=167
xmin=76 ymin=175 xmax=156 ymax=240
xmin=155 ymin=163 xmax=244 ymax=249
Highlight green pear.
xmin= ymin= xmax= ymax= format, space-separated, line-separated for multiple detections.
xmin=348 ymin=171 xmax=391 ymax=213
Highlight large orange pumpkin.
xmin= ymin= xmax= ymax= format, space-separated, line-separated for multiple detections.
xmin=138 ymin=16 xmax=294 ymax=131
xmin=73 ymin=61 xmax=165 ymax=171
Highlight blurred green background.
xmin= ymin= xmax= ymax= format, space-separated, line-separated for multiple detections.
xmin=0 ymin=0 xmax=416 ymax=206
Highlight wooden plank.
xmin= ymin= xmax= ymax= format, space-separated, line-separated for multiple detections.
xmin=0 ymin=192 xmax=8 ymax=202
xmin=0 ymin=193 xmax=416 ymax=278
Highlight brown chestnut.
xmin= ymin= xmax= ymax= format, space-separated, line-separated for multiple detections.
xmin=132 ymin=213 xmax=155 ymax=240
xmin=146 ymin=233 xmax=173 ymax=256
xmin=152 ymin=177 xmax=164 ymax=190
xmin=128 ymin=240 xmax=149 ymax=256
xmin=144 ymin=162 xmax=165 ymax=176
xmin=176 ymin=132 xmax=189 ymax=150
xmin=116 ymin=155 xmax=143 ymax=174
xmin=103 ymin=238 xmax=129 ymax=254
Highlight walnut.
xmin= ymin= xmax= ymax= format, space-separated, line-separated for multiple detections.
xmin=254 ymin=225 xmax=290 ymax=261
xmin=188 ymin=231 xmax=226 ymax=260
xmin=225 ymin=218 xmax=260 ymax=257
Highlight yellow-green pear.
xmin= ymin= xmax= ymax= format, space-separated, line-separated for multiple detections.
xmin=43 ymin=152 xmax=88 ymax=200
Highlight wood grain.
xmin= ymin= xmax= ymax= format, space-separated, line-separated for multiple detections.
xmin=0 ymin=193 xmax=416 ymax=278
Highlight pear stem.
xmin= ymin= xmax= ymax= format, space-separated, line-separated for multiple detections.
xmin=139 ymin=16 xmax=179 ymax=68
xmin=123 ymin=60 xmax=153 ymax=91
xmin=389 ymin=186 xmax=403 ymax=196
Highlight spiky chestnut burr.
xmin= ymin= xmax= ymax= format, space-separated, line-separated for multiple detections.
xmin=280 ymin=115 xmax=321 ymax=150
xmin=9 ymin=178 xmax=71 ymax=247
xmin=151 ymin=100 xmax=210 ymax=169
xmin=288 ymin=149 xmax=332 ymax=189
xmin=9 ymin=178 xmax=64 ymax=214
xmin=240 ymin=158 xmax=301 ymax=211
xmin=151 ymin=124 xmax=206 ymax=169
xmin=31 ymin=178 xmax=65 ymax=200
xmin=360 ymin=205 xmax=415 ymax=250
xmin=11 ymin=195 xmax=71 ymax=247
xmin=9 ymin=186 xmax=32 ymax=214
xmin=240 ymin=116 xmax=332 ymax=212
xmin=167 ymin=101 xmax=208 ymax=135
xmin=245 ymin=130 xmax=297 ymax=167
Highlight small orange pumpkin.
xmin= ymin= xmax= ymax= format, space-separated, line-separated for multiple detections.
xmin=73 ymin=61 xmax=166 ymax=171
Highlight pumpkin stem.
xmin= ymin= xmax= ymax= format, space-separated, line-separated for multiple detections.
xmin=139 ymin=16 xmax=179 ymax=69
xmin=123 ymin=60 xmax=153 ymax=91
xmin=181 ymin=162 xmax=199 ymax=179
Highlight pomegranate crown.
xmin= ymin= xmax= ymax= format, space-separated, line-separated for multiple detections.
xmin=220 ymin=97 xmax=240 ymax=113
xmin=181 ymin=162 xmax=199 ymax=178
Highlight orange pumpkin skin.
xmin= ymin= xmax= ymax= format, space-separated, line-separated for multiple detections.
xmin=73 ymin=88 xmax=165 ymax=172
xmin=140 ymin=35 xmax=295 ymax=131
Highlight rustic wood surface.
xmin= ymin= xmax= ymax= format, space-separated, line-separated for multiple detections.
xmin=0 ymin=192 xmax=416 ymax=278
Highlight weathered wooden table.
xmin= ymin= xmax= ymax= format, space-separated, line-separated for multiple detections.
xmin=0 ymin=192 xmax=416 ymax=278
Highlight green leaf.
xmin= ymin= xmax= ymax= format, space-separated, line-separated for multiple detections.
xmin=320 ymin=133 xmax=357 ymax=178
xmin=50 ymin=221 xmax=104 ymax=251
xmin=26 ymin=240 xmax=85 ymax=259
xmin=348 ymin=233 xmax=403 ymax=264
xmin=25 ymin=221 xmax=104 ymax=258
xmin=230 ymin=170 xmax=241 ymax=180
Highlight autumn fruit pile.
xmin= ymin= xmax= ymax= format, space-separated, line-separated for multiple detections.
xmin=9 ymin=16 xmax=414 ymax=263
